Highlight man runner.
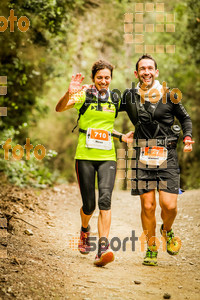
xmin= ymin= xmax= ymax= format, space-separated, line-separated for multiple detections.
xmin=119 ymin=54 xmax=194 ymax=266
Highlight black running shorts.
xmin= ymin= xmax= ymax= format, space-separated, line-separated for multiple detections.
xmin=131 ymin=168 xmax=180 ymax=195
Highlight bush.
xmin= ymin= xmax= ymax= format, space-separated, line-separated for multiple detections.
xmin=0 ymin=127 xmax=58 ymax=188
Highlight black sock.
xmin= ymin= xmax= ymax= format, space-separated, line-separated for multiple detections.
xmin=81 ymin=225 xmax=90 ymax=232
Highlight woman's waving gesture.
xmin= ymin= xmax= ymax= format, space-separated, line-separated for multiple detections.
xmin=56 ymin=73 xmax=87 ymax=112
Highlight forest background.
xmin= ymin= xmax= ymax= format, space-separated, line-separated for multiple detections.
xmin=0 ymin=0 xmax=199 ymax=190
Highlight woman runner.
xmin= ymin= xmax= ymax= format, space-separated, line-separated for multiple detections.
xmin=56 ymin=60 xmax=132 ymax=266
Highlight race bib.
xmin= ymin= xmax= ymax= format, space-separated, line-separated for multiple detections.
xmin=86 ymin=128 xmax=112 ymax=150
xmin=139 ymin=146 xmax=168 ymax=167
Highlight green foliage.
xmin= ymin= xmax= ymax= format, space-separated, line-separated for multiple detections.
xmin=0 ymin=0 xmax=97 ymax=185
xmin=0 ymin=127 xmax=58 ymax=187
xmin=0 ymin=0 xmax=92 ymax=131
xmin=187 ymin=0 xmax=200 ymax=65
xmin=0 ymin=151 xmax=58 ymax=188
xmin=0 ymin=0 xmax=199 ymax=189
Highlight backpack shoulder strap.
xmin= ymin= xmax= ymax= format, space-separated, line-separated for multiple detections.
xmin=134 ymin=94 xmax=141 ymax=111
xmin=72 ymin=93 xmax=97 ymax=132
xmin=110 ymin=90 xmax=121 ymax=118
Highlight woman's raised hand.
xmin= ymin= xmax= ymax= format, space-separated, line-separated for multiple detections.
xmin=68 ymin=73 xmax=85 ymax=95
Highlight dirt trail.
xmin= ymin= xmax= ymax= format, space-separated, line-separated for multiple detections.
xmin=0 ymin=183 xmax=200 ymax=299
